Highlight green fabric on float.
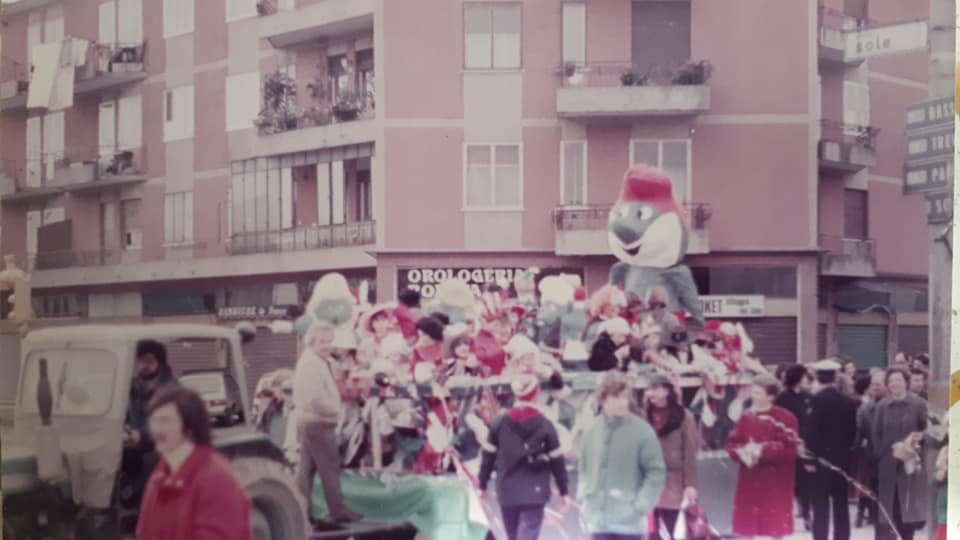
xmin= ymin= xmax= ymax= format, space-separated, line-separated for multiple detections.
xmin=312 ymin=471 xmax=488 ymax=540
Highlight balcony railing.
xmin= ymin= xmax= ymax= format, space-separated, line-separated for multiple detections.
xmin=820 ymin=119 xmax=879 ymax=149
xmin=1 ymin=146 xmax=148 ymax=201
xmin=819 ymin=235 xmax=876 ymax=277
xmin=0 ymin=55 xmax=28 ymax=97
xmin=817 ymin=4 xmax=872 ymax=65
xmin=23 ymin=243 xmax=203 ymax=272
xmin=227 ymin=221 xmax=376 ymax=255
xmin=83 ymin=42 xmax=146 ymax=79
xmin=558 ymin=60 xmax=713 ymax=89
xmin=553 ymin=202 xmax=712 ymax=231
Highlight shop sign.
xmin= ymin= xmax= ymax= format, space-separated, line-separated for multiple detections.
xmin=699 ymin=295 xmax=765 ymax=318
xmin=906 ymin=126 xmax=953 ymax=161
xmin=397 ymin=267 xmax=585 ymax=299
xmin=906 ymin=97 xmax=954 ymax=130
xmin=844 ymin=20 xmax=928 ymax=61
xmin=217 ymin=305 xmax=292 ymax=320
xmin=904 ymin=158 xmax=953 ymax=194
xmin=925 ymin=190 xmax=953 ymax=224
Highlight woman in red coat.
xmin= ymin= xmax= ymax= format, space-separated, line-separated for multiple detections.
xmin=725 ymin=374 xmax=799 ymax=539
xmin=137 ymin=386 xmax=252 ymax=540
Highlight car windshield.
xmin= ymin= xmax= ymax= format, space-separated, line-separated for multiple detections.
xmin=20 ymin=348 xmax=117 ymax=417
xmin=180 ymin=373 xmax=224 ymax=395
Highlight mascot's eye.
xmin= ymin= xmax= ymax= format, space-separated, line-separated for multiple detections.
xmin=636 ymin=207 xmax=654 ymax=221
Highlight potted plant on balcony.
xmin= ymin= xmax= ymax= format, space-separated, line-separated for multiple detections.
xmin=332 ymin=89 xmax=362 ymax=121
xmin=671 ymin=60 xmax=713 ymax=85
xmin=620 ymin=70 xmax=649 ymax=87
xmin=254 ymin=71 xmax=301 ymax=134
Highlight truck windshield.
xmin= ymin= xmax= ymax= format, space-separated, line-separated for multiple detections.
xmin=180 ymin=373 xmax=224 ymax=395
xmin=19 ymin=349 xmax=117 ymax=417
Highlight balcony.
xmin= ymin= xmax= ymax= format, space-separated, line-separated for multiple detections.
xmin=227 ymin=221 xmax=376 ymax=256
xmin=552 ymin=203 xmax=711 ymax=256
xmin=0 ymin=41 xmax=146 ymax=113
xmin=0 ymin=0 xmax=61 ymax=21
xmin=258 ymin=0 xmax=374 ymax=48
xmin=817 ymin=5 xmax=868 ymax=67
xmin=556 ymin=61 xmax=712 ymax=119
xmin=0 ymin=146 xmax=149 ymax=204
xmin=819 ymin=235 xmax=876 ymax=277
xmin=818 ymin=120 xmax=878 ymax=175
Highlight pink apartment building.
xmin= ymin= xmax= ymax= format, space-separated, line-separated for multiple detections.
xmin=0 ymin=0 xmax=931 ymax=370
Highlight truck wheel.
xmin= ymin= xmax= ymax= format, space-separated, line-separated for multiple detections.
xmin=231 ymin=457 xmax=309 ymax=540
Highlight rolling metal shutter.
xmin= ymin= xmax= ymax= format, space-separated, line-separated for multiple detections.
xmin=897 ymin=325 xmax=929 ymax=357
xmin=732 ymin=317 xmax=797 ymax=365
xmin=239 ymin=328 xmax=298 ymax=402
xmin=817 ymin=323 xmax=827 ymax=360
xmin=837 ymin=325 xmax=887 ymax=370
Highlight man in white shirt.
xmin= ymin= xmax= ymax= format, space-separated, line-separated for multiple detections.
xmin=294 ymin=320 xmax=362 ymax=525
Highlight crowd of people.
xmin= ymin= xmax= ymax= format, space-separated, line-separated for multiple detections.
xmin=250 ymin=270 xmax=949 ymax=540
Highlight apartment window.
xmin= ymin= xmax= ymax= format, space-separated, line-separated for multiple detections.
xmin=163 ymin=0 xmax=195 ymax=38
xmin=693 ymin=266 xmax=798 ymax=298
xmin=562 ymin=2 xmax=586 ymax=65
xmin=317 ymin=162 xmax=346 ymax=226
xmin=561 ymin=141 xmax=587 ymax=206
xmin=33 ymin=294 xmax=84 ymax=319
xmin=844 ymin=188 xmax=868 ymax=240
xmin=843 ymin=81 xmax=870 ymax=132
xmin=164 ymin=86 xmax=195 ymax=141
xmin=464 ymin=3 xmax=522 ymax=70
xmin=328 ymin=55 xmax=351 ymax=102
xmin=26 ymin=116 xmax=42 ymax=188
xmin=357 ymin=49 xmax=375 ymax=110
xmin=226 ymin=72 xmax=261 ymax=132
xmin=356 ymin=168 xmax=372 ymax=222
xmin=630 ymin=139 xmax=691 ymax=203
xmin=464 ymin=144 xmax=522 ymax=209
xmin=117 ymin=95 xmax=143 ymax=150
xmin=89 ymin=292 xmax=142 ymax=319
xmin=230 ymin=158 xmax=294 ymax=234
xmin=164 ymin=192 xmax=194 ymax=245
xmin=226 ymin=0 xmax=257 ymax=22
xmin=122 ymin=199 xmax=143 ymax=249
xmin=631 ymin=1 xmax=691 ymax=75
xmin=100 ymin=1 xmax=144 ymax=47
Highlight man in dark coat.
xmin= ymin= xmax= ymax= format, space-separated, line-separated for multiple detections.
xmin=478 ymin=375 xmax=570 ymax=540
xmin=806 ymin=359 xmax=859 ymax=540
xmin=774 ymin=363 xmax=814 ymax=527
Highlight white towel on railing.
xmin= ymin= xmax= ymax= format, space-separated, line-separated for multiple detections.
xmin=27 ymin=42 xmax=60 ymax=109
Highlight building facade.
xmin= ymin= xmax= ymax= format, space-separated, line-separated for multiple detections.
xmin=0 ymin=0 xmax=931 ymax=370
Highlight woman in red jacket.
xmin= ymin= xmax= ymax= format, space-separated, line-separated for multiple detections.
xmin=137 ymin=386 xmax=252 ymax=540
xmin=725 ymin=374 xmax=799 ymax=540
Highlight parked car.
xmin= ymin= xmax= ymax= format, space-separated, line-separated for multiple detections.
xmin=179 ymin=370 xmax=243 ymax=427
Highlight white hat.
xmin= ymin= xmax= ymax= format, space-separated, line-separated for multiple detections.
xmin=562 ymin=341 xmax=589 ymax=361
xmin=504 ymin=334 xmax=539 ymax=359
xmin=599 ymin=317 xmax=631 ymax=337
xmin=811 ymin=358 xmax=842 ymax=372
xmin=538 ymin=275 xmax=574 ymax=306
xmin=332 ymin=326 xmax=357 ymax=349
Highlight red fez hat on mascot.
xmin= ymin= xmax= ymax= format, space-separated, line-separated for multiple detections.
xmin=618 ymin=164 xmax=686 ymax=225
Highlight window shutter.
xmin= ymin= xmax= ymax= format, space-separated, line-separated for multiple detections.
xmin=117 ymin=95 xmax=142 ymax=150
xmin=26 ymin=117 xmax=42 ymax=188
xmin=99 ymin=101 xmax=117 ymax=163
xmin=492 ymin=4 xmax=521 ymax=69
xmin=562 ymin=3 xmax=586 ymax=65
xmin=464 ymin=5 xmax=493 ymax=69
xmin=317 ymin=163 xmax=332 ymax=226
xmin=562 ymin=141 xmax=585 ymax=205
xmin=99 ymin=2 xmax=117 ymax=45
xmin=118 ymin=0 xmax=144 ymax=44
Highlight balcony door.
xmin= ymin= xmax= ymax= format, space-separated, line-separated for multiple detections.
xmin=843 ymin=188 xmax=868 ymax=240
xmin=631 ymin=1 xmax=691 ymax=76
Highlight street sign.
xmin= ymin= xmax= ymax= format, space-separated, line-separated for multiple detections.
xmin=699 ymin=295 xmax=765 ymax=318
xmin=906 ymin=126 xmax=954 ymax=160
xmin=845 ymin=20 xmax=928 ymax=61
xmin=925 ymin=190 xmax=953 ymax=224
xmin=906 ymin=97 xmax=954 ymax=130
xmin=905 ymin=158 xmax=954 ymax=194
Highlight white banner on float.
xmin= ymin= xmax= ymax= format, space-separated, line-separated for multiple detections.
xmin=699 ymin=295 xmax=765 ymax=318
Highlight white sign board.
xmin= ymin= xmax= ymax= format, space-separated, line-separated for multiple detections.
xmin=699 ymin=295 xmax=765 ymax=318
xmin=845 ymin=20 xmax=928 ymax=61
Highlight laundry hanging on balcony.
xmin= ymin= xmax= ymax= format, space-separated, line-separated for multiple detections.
xmin=27 ymin=38 xmax=88 ymax=111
